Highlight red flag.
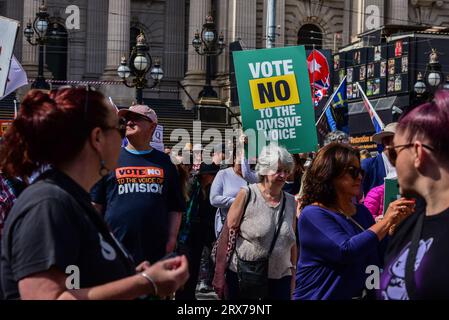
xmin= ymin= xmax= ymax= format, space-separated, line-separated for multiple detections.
xmin=307 ymin=49 xmax=330 ymax=107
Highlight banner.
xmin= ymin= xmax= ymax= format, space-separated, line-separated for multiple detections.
xmin=0 ymin=16 xmax=20 ymax=97
xmin=233 ymin=46 xmax=318 ymax=155
xmin=150 ymin=124 xmax=164 ymax=152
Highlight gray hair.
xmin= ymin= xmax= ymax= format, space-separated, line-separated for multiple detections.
xmin=255 ymin=144 xmax=294 ymax=181
xmin=324 ymin=130 xmax=350 ymax=146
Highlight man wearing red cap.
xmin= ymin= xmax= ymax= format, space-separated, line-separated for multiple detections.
xmin=91 ymin=105 xmax=185 ymax=264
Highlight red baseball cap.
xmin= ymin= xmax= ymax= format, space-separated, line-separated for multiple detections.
xmin=118 ymin=104 xmax=158 ymax=123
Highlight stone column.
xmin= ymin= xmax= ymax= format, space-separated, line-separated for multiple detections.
xmin=388 ymin=0 xmax=408 ymax=25
xmin=21 ymin=0 xmax=39 ymax=77
xmin=276 ymin=0 xmax=285 ymax=46
xmin=185 ymin=0 xmax=210 ymax=78
xmin=85 ymin=0 xmax=108 ymax=79
xmin=342 ymin=0 xmax=352 ymax=46
xmin=181 ymin=0 xmax=211 ymax=108
xmin=102 ymin=0 xmax=130 ymax=79
xmin=164 ymin=0 xmax=185 ymax=80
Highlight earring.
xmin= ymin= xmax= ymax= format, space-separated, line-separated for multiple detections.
xmin=99 ymin=160 xmax=109 ymax=177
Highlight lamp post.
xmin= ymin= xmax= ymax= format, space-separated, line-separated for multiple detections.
xmin=23 ymin=0 xmax=51 ymax=90
xmin=117 ymin=32 xmax=163 ymax=104
xmin=192 ymin=15 xmax=225 ymax=99
xmin=414 ymin=49 xmax=449 ymax=103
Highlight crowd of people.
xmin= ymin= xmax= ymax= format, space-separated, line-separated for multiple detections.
xmin=0 ymin=86 xmax=448 ymax=300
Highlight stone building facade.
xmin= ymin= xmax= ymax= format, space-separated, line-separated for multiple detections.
xmin=2 ymin=0 xmax=449 ymax=110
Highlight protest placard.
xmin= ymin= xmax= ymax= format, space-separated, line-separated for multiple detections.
xmin=233 ymin=46 xmax=318 ymax=155
xmin=0 ymin=16 xmax=20 ymax=97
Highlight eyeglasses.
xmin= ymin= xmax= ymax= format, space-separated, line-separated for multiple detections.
xmin=346 ymin=166 xmax=364 ymax=180
xmin=102 ymin=117 xmax=127 ymax=139
xmin=385 ymin=143 xmax=435 ymax=166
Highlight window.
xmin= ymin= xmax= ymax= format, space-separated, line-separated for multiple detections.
xmin=297 ymin=24 xmax=322 ymax=50
xmin=46 ymin=23 xmax=68 ymax=80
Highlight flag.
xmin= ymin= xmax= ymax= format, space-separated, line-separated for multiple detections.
xmin=315 ymin=76 xmax=347 ymax=142
xmin=0 ymin=56 xmax=28 ymax=100
xmin=357 ymin=82 xmax=384 ymax=133
xmin=329 ymin=78 xmax=349 ymax=133
xmin=307 ymin=49 xmax=330 ymax=107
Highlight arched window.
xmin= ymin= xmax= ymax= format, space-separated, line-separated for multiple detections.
xmin=297 ymin=24 xmax=323 ymax=50
xmin=46 ymin=23 xmax=68 ymax=80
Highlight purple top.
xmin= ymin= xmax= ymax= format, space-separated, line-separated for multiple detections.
xmin=293 ymin=204 xmax=381 ymax=300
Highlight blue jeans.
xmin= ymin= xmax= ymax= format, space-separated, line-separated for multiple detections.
xmin=226 ymin=270 xmax=292 ymax=300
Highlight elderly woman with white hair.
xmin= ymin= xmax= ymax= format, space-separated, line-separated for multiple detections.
xmin=214 ymin=144 xmax=297 ymax=300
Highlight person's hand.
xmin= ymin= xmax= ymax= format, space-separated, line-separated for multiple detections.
xmin=383 ymin=198 xmax=416 ymax=235
xmin=135 ymin=261 xmax=151 ymax=273
xmin=239 ymin=134 xmax=248 ymax=145
xmin=141 ymin=255 xmax=189 ymax=297
xmin=375 ymin=215 xmax=384 ymax=223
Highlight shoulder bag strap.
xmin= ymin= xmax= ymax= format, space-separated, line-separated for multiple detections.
xmin=404 ymin=211 xmax=425 ymax=299
xmin=267 ymin=192 xmax=286 ymax=256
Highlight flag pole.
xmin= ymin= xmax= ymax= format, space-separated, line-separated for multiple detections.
xmin=14 ymin=99 xmax=18 ymax=119
xmin=315 ymin=76 xmax=347 ymax=126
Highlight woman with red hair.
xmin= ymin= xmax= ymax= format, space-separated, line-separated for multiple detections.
xmin=0 ymin=88 xmax=188 ymax=300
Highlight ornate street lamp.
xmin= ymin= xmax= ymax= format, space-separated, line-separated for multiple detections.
xmin=24 ymin=0 xmax=52 ymax=89
xmin=191 ymin=15 xmax=225 ymax=98
xmin=117 ymin=32 xmax=163 ymax=104
xmin=425 ymin=49 xmax=444 ymax=92
xmin=414 ymin=72 xmax=426 ymax=97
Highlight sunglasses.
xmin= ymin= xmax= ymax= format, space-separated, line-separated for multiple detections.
xmin=346 ymin=166 xmax=364 ymax=180
xmin=102 ymin=117 xmax=127 ymax=139
xmin=385 ymin=143 xmax=435 ymax=166
xmin=125 ymin=113 xmax=151 ymax=123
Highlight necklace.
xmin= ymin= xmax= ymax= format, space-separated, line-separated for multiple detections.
xmin=334 ymin=209 xmax=365 ymax=232
xmin=313 ymin=202 xmax=365 ymax=232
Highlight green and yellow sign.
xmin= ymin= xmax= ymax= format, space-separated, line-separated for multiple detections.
xmin=233 ymin=46 xmax=318 ymax=155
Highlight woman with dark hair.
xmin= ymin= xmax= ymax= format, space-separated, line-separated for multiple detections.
xmin=293 ymin=143 xmax=414 ymax=300
xmin=379 ymin=90 xmax=449 ymax=300
xmin=0 ymin=88 xmax=188 ymax=300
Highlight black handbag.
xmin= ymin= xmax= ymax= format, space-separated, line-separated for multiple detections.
xmin=236 ymin=189 xmax=286 ymax=300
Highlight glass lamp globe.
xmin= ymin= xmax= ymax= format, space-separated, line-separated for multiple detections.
xmin=24 ymin=23 xmax=34 ymax=39
xmin=36 ymin=19 xmax=48 ymax=33
xmin=414 ymin=81 xmax=426 ymax=95
xmin=203 ymin=30 xmax=215 ymax=43
xmin=133 ymin=55 xmax=148 ymax=71
xmin=117 ymin=64 xmax=131 ymax=79
xmin=150 ymin=65 xmax=164 ymax=81
xmin=427 ymin=72 xmax=441 ymax=87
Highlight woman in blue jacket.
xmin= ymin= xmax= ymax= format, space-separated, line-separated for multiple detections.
xmin=293 ymin=143 xmax=415 ymax=300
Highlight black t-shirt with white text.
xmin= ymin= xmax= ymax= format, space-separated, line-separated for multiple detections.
xmin=379 ymin=206 xmax=449 ymax=300
xmin=90 ymin=148 xmax=185 ymax=264
xmin=1 ymin=170 xmax=135 ymax=299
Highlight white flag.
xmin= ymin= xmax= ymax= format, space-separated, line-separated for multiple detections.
xmin=0 ymin=56 xmax=28 ymax=100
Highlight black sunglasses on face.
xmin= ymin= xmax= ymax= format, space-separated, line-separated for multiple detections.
xmin=125 ymin=113 xmax=151 ymax=123
xmin=102 ymin=117 xmax=127 ymax=139
xmin=385 ymin=143 xmax=435 ymax=166
xmin=346 ymin=166 xmax=364 ymax=180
